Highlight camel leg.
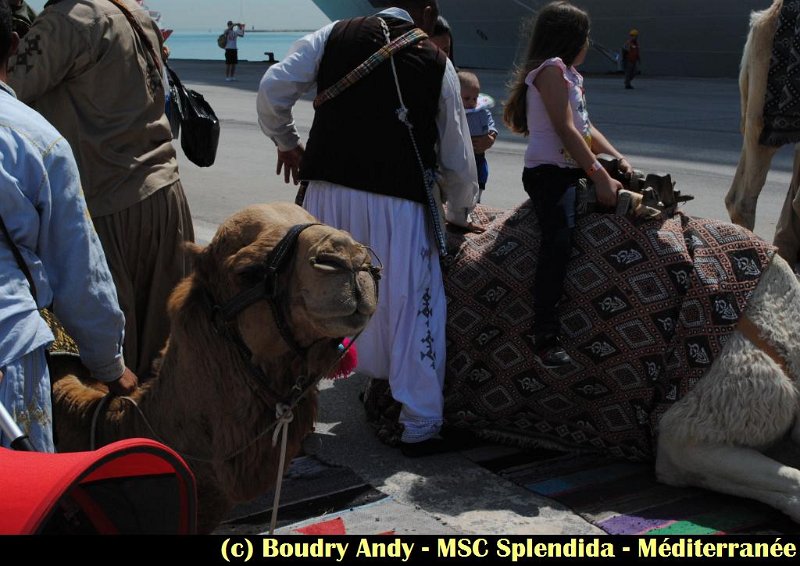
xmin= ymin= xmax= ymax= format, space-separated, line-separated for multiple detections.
xmin=726 ymin=139 xmax=779 ymax=230
xmin=658 ymin=441 xmax=800 ymax=520
xmin=773 ymin=143 xmax=800 ymax=268
xmin=656 ymin=331 xmax=800 ymax=521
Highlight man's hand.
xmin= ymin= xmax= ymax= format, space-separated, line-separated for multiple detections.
xmin=447 ymin=220 xmax=486 ymax=234
xmin=277 ymin=145 xmax=304 ymax=185
xmin=107 ymin=367 xmax=138 ymax=396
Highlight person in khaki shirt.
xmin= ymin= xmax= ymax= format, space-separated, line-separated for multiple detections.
xmin=9 ymin=0 xmax=195 ymax=379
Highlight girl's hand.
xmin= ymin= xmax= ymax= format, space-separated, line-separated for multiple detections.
xmin=595 ymin=175 xmax=624 ymax=207
xmin=617 ymin=157 xmax=633 ymax=176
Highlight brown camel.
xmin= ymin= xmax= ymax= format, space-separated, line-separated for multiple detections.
xmin=49 ymin=202 xmax=379 ymax=533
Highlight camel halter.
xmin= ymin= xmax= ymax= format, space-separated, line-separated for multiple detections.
xmin=218 ymin=223 xmax=321 ymax=357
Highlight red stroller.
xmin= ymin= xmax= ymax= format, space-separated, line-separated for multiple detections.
xmin=0 ymin=437 xmax=197 ymax=534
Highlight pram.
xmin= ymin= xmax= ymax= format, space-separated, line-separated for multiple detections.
xmin=0 ymin=407 xmax=196 ymax=535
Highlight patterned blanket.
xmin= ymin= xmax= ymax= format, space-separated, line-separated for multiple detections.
xmin=443 ymin=203 xmax=775 ymax=461
xmin=760 ymin=0 xmax=800 ymax=146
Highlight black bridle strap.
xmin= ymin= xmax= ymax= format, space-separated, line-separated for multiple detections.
xmin=218 ymin=223 xmax=320 ymax=356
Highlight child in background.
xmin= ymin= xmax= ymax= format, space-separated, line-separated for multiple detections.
xmin=458 ymin=71 xmax=497 ymax=202
xmin=502 ymin=1 xmax=632 ymax=368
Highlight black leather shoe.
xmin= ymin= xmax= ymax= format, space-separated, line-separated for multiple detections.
xmin=399 ymin=431 xmax=471 ymax=458
xmin=534 ymin=335 xmax=574 ymax=368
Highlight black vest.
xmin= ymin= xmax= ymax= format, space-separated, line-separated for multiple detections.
xmin=300 ymin=16 xmax=446 ymax=204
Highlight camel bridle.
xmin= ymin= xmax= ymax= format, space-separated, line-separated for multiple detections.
xmin=217 ymin=222 xmax=321 ymax=357
xmin=209 ymin=222 xmax=380 ymax=402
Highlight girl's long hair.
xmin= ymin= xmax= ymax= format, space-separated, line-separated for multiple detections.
xmin=503 ymin=1 xmax=590 ymax=135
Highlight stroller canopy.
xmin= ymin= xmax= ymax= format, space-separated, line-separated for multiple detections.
xmin=0 ymin=438 xmax=196 ymax=534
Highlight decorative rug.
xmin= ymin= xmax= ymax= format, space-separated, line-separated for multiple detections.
xmin=761 ymin=0 xmax=800 ymax=146
xmin=463 ymin=446 xmax=800 ymax=535
xmin=443 ymin=202 xmax=774 ymax=460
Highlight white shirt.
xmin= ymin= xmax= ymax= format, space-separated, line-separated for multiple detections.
xmin=256 ymin=8 xmax=478 ymax=226
xmin=225 ymin=26 xmax=244 ymax=49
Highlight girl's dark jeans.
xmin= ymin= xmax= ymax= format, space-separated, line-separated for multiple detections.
xmin=523 ymin=165 xmax=583 ymax=339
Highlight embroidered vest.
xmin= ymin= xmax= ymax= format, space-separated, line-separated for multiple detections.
xmin=300 ymin=16 xmax=446 ymax=204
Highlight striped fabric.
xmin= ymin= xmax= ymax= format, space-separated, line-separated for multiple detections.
xmin=313 ymin=28 xmax=428 ymax=109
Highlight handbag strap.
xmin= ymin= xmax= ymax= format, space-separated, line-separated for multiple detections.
xmin=313 ymin=21 xmax=427 ymax=110
xmin=107 ymin=0 xmax=163 ymax=75
xmin=0 ymin=213 xmax=37 ymax=303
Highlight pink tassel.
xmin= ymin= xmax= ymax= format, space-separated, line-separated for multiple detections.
xmin=328 ymin=337 xmax=357 ymax=380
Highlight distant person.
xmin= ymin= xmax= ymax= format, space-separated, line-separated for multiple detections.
xmin=504 ymin=1 xmax=632 ymax=368
xmin=0 ymin=0 xmax=136 ymax=452
xmin=9 ymin=0 xmax=196 ymax=380
xmin=9 ymin=0 xmax=35 ymax=37
xmin=430 ymin=14 xmax=454 ymax=64
xmin=224 ymin=20 xmax=246 ymax=81
xmin=458 ymin=70 xmax=497 ymax=202
xmin=257 ymin=0 xmax=480 ymax=457
xmin=622 ymin=28 xmax=640 ymax=89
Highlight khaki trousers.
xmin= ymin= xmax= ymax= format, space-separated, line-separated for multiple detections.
xmin=93 ymin=181 xmax=195 ymax=378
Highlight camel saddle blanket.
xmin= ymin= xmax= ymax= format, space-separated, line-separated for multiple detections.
xmin=761 ymin=0 xmax=800 ymax=146
xmin=443 ymin=203 xmax=775 ymax=461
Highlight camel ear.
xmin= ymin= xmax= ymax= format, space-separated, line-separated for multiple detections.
xmin=227 ymin=226 xmax=288 ymax=275
xmin=228 ymin=240 xmax=272 ymax=276
xmin=183 ymin=241 xmax=207 ymax=272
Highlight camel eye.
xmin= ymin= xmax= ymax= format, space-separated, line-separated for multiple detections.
xmin=310 ymin=255 xmax=347 ymax=272
xmin=237 ymin=264 xmax=267 ymax=285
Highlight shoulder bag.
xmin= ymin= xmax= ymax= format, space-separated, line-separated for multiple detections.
xmin=108 ymin=0 xmax=220 ymax=167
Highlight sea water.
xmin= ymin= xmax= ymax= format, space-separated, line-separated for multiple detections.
xmin=165 ymin=30 xmax=308 ymax=62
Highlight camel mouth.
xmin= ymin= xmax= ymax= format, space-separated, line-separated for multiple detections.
xmin=318 ymin=310 xmax=372 ymax=334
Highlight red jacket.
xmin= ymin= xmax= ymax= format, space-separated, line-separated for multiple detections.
xmin=624 ymin=38 xmax=640 ymax=63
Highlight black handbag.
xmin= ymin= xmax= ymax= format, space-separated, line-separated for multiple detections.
xmin=107 ymin=0 xmax=220 ymax=167
xmin=165 ymin=75 xmax=181 ymax=139
xmin=166 ymin=63 xmax=221 ymax=167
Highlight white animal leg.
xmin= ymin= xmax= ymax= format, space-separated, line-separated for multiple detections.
xmin=656 ymin=329 xmax=800 ymax=521
xmin=726 ymin=140 xmax=779 ymax=230
xmin=658 ymin=441 xmax=800 ymax=521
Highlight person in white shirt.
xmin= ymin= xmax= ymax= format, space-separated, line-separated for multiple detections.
xmin=224 ymin=20 xmax=245 ymax=81
xmin=257 ymin=0 xmax=479 ymax=457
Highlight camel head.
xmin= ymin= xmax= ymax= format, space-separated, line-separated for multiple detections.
xmin=184 ymin=202 xmax=379 ymax=375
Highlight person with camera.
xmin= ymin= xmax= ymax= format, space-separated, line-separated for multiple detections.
xmin=224 ymin=20 xmax=245 ymax=81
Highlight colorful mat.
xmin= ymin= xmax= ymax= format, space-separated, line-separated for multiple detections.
xmin=466 ymin=447 xmax=800 ymax=536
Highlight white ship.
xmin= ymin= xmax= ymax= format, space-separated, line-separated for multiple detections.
xmin=311 ymin=0 xmax=773 ymax=77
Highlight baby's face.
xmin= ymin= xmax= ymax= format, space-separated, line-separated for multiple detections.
xmin=461 ymin=84 xmax=480 ymax=110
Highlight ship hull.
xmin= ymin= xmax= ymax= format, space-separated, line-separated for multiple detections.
xmin=311 ymin=0 xmax=773 ymax=78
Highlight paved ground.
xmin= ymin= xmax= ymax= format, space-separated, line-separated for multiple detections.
xmin=168 ymin=59 xmax=793 ymax=535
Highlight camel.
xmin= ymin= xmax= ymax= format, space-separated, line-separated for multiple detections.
xmin=439 ymin=202 xmax=800 ymax=524
xmin=48 ymin=202 xmax=379 ymax=533
xmin=726 ymin=0 xmax=800 ymax=265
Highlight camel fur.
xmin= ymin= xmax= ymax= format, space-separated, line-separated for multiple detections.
xmin=656 ymin=253 xmax=800 ymax=521
xmin=49 ymin=202 xmax=379 ymax=533
xmin=726 ymin=0 xmax=800 ymax=265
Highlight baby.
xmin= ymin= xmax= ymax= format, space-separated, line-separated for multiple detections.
xmin=458 ymin=70 xmax=497 ymax=202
